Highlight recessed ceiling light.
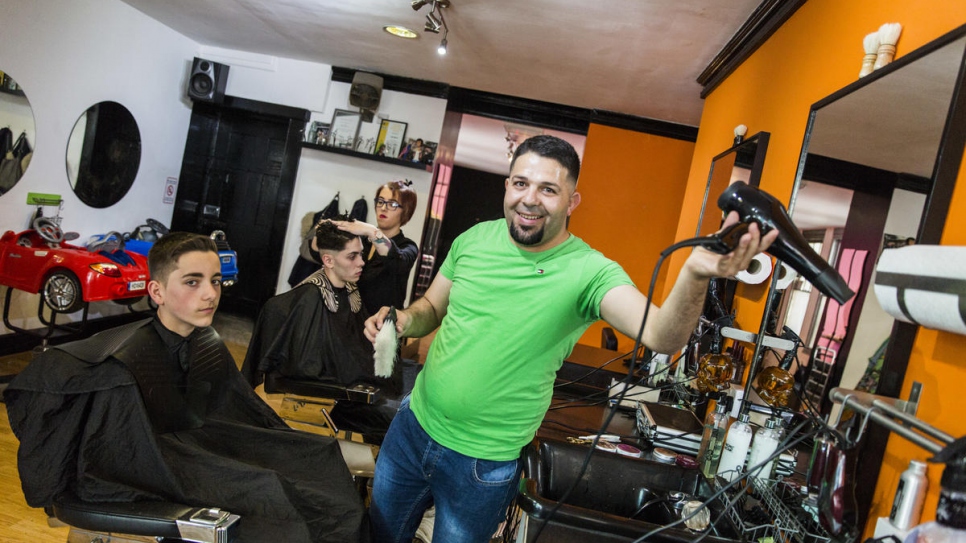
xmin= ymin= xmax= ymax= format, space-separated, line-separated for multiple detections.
xmin=383 ymin=25 xmax=418 ymax=39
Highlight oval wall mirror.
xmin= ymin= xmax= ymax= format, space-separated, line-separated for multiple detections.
xmin=0 ymin=70 xmax=36 ymax=196
xmin=66 ymin=101 xmax=141 ymax=208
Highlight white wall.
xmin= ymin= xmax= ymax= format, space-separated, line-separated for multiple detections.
xmin=0 ymin=0 xmax=341 ymax=333
xmin=0 ymin=0 xmax=198 ymax=331
xmin=276 ymin=83 xmax=447 ymax=297
xmin=197 ymin=46 xmax=332 ymax=114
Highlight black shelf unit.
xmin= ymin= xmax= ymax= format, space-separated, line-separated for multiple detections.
xmin=301 ymin=142 xmax=430 ymax=171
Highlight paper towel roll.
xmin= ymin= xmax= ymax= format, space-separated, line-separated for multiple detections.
xmin=874 ymin=245 xmax=966 ymax=335
xmin=775 ymin=262 xmax=799 ymax=290
xmin=736 ymin=253 xmax=773 ymax=284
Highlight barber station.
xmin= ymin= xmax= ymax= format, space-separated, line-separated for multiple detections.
xmin=2 ymin=2 xmax=966 ymax=543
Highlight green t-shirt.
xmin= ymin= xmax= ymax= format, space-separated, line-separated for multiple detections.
xmin=410 ymin=220 xmax=634 ymax=460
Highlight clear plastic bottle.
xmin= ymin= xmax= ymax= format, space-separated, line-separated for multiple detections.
xmin=717 ymin=413 xmax=753 ymax=483
xmin=890 ymin=460 xmax=928 ymax=530
xmin=747 ymin=416 xmax=783 ymax=480
xmin=697 ymin=398 xmax=730 ymax=479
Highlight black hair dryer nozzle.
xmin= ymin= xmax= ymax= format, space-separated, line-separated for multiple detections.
xmin=717 ymin=182 xmax=854 ymax=305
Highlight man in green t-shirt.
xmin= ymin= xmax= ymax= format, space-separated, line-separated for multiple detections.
xmin=364 ymin=135 xmax=777 ymax=543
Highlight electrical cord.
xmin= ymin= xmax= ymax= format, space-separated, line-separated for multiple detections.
xmin=530 ymin=236 xmax=717 ymax=542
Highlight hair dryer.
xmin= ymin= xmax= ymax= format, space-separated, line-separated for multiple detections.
xmin=716 ymin=182 xmax=854 ymax=304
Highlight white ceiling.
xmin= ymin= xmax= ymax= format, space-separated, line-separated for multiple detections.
xmin=116 ymin=0 xmax=868 ymax=223
xmin=118 ymin=0 xmax=762 ymax=126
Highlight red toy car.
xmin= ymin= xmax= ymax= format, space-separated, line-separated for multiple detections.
xmin=0 ymin=218 xmax=149 ymax=313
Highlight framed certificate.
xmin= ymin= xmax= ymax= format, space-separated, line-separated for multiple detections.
xmin=329 ymin=109 xmax=362 ymax=149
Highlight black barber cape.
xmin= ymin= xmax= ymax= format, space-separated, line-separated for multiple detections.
xmin=4 ymin=319 xmax=367 ymax=543
xmin=242 ymin=281 xmax=380 ymax=388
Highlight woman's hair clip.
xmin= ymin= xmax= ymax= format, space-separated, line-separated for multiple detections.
xmin=402 ymin=179 xmax=413 ymax=187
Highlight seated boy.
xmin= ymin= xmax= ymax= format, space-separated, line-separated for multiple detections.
xmin=242 ymin=221 xmax=400 ymax=441
xmin=4 ymin=232 xmax=367 ymax=542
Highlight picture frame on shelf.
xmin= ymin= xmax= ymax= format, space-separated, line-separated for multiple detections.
xmin=375 ymin=119 xmax=408 ymax=158
xmin=305 ymin=121 xmax=330 ymax=145
xmin=329 ymin=109 xmax=362 ymax=149
xmin=420 ymin=141 xmax=438 ymax=166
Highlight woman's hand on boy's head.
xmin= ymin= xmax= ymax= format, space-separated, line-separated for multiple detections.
xmin=330 ymin=219 xmax=377 ymax=238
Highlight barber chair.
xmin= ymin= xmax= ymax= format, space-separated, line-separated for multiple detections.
xmin=50 ymin=491 xmax=240 ymax=543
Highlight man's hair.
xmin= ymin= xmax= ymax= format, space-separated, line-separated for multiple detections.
xmin=510 ymin=135 xmax=581 ymax=184
xmin=376 ymin=180 xmax=418 ymax=226
xmin=315 ymin=221 xmax=357 ymax=253
xmin=148 ymin=232 xmax=218 ymax=284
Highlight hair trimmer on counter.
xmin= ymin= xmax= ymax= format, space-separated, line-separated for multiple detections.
xmin=710 ymin=181 xmax=855 ymax=305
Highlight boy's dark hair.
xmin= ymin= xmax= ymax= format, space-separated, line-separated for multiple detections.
xmin=315 ymin=221 xmax=357 ymax=253
xmin=510 ymin=134 xmax=581 ymax=185
xmin=376 ymin=179 xmax=418 ymax=226
xmin=148 ymin=232 xmax=218 ymax=284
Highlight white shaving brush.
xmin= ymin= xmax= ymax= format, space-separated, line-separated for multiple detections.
xmin=859 ymin=31 xmax=880 ymax=77
xmin=374 ymin=306 xmax=398 ymax=378
xmin=874 ymin=22 xmax=902 ymax=70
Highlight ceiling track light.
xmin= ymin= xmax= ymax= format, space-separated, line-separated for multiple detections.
xmin=425 ymin=12 xmax=442 ymax=33
xmin=437 ymin=36 xmax=448 ymax=55
xmin=411 ymin=0 xmax=431 ymax=10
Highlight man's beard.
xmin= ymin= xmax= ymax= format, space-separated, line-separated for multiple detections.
xmin=509 ymin=222 xmax=544 ymax=246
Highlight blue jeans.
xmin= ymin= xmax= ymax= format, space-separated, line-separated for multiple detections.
xmin=370 ymin=398 xmax=521 ymax=543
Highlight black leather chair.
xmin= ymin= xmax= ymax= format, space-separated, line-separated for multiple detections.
xmin=51 ymin=490 xmax=240 ymax=543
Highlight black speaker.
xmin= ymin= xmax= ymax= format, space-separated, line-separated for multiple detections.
xmin=187 ymin=57 xmax=229 ymax=103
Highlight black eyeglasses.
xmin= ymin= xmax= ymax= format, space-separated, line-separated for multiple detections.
xmin=374 ymin=198 xmax=402 ymax=210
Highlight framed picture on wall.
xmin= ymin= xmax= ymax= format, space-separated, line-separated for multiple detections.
xmin=329 ymin=109 xmax=362 ymax=149
xmin=375 ymin=119 xmax=408 ymax=158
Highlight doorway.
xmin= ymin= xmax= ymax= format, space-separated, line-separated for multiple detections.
xmin=172 ymin=97 xmax=308 ymax=316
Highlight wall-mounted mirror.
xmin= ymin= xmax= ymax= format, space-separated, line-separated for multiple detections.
xmin=0 ymin=71 xmax=35 ymax=196
xmin=66 ymin=101 xmax=141 ymax=208
xmin=696 ymin=132 xmax=770 ymax=237
xmin=775 ymin=24 xmax=966 ymax=530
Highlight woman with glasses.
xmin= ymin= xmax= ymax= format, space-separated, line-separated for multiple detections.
xmin=331 ymin=180 xmax=419 ymax=315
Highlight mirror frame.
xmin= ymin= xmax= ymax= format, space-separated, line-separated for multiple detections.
xmin=782 ymin=22 xmax=966 ymax=530
xmin=695 ymin=131 xmax=770 ymax=237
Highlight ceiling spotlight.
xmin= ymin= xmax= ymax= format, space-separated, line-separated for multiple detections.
xmin=411 ymin=0 xmax=431 ymax=10
xmin=437 ymin=37 xmax=448 ymax=55
xmin=425 ymin=12 xmax=442 ymax=33
xmin=383 ymin=25 xmax=418 ymax=39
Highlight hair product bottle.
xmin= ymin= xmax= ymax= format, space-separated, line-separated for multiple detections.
xmin=717 ymin=413 xmax=753 ymax=483
xmin=747 ymin=416 xmax=783 ymax=480
xmin=890 ymin=460 xmax=928 ymax=530
xmin=697 ymin=398 xmax=730 ymax=479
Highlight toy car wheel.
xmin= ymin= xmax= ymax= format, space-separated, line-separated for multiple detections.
xmin=42 ymin=270 xmax=84 ymax=313
xmin=33 ymin=217 xmax=64 ymax=244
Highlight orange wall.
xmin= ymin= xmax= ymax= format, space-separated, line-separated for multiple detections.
xmin=570 ymin=123 xmax=694 ymax=352
xmin=674 ymin=0 xmax=966 ymax=536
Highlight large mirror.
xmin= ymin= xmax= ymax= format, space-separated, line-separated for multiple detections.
xmin=0 ymin=70 xmax=35 ymax=196
xmin=696 ymin=132 xmax=770 ymax=237
xmin=66 ymin=101 xmax=141 ymax=208
xmin=774 ymin=26 xmax=966 ymax=529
